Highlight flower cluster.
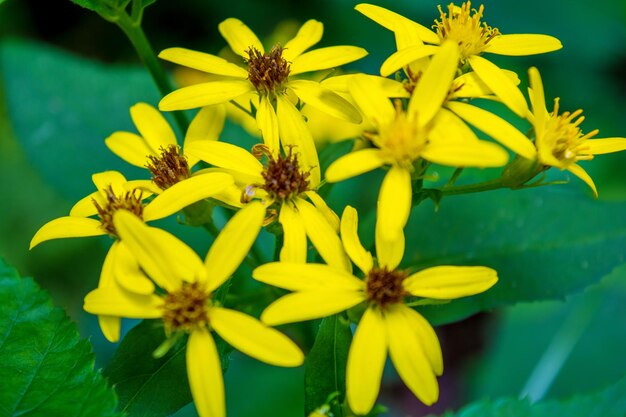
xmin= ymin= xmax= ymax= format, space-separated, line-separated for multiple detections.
xmin=30 ymin=2 xmax=626 ymax=417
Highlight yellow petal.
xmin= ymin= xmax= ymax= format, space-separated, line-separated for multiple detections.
xmin=397 ymin=305 xmax=443 ymax=376
xmin=159 ymin=47 xmax=248 ymax=77
xmin=348 ymin=74 xmax=395 ymax=126
xmin=377 ymin=166 xmax=411 ymax=241
xmin=408 ymin=41 xmax=459 ymax=128
xmin=354 ymin=3 xmax=440 ymax=46
xmin=322 ymin=74 xmax=409 ymax=98
xmin=114 ymin=241 xmax=155 ymax=295
xmin=421 ymin=140 xmax=509 ymax=168
xmin=325 ymin=149 xmax=386 ymax=183
xmin=340 ymin=206 xmax=373 ymax=275
xmin=404 ymin=266 xmax=498 ymax=299
xmin=218 ymin=18 xmax=264 ymax=58
xmin=143 ymin=172 xmax=234 ymax=221
xmin=346 ymin=307 xmax=387 ymax=415
xmin=567 ymin=164 xmax=598 ymax=198
xmin=114 ymin=211 xmax=205 ymax=291
xmin=276 ymin=95 xmax=321 ymax=185
xmin=96 ymin=242 xmax=121 ymax=342
xmin=261 ymin=290 xmax=365 ymax=326
xmin=185 ymin=140 xmax=263 ymax=178
xmin=210 ymin=307 xmax=304 ymax=366
xmin=278 ymin=202 xmax=307 ymax=263
xmin=30 ymin=217 xmax=104 ymax=249
xmin=583 ymin=138 xmax=626 ymax=155
xmin=130 ymin=103 xmax=177 ymax=153
xmin=468 ymin=56 xmax=528 ymax=117
xmin=185 ymin=105 xmax=226 ymax=146
xmin=428 ymin=108 xmax=478 ymax=143
xmin=528 ymin=67 xmax=548 ymax=138
xmin=447 ymin=101 xmax=537 ymax=160
xmin=295 ymin=198 xmax=351 ymax=272
xmin=283 ymin=19 xmax=324 ymax=62
xmin=380 ymin=44 xmax=438 ymax=77
xmin=305 ymin=191 xmax=340 ymax=232
xmin=256 ymin=95 xmax=280 ymax=154
xmin=485 ymin=34 xmax=562 ymax=56
xmin=204 ymin=201 xmax=265 ymax=293
xmin=125 ymin=179 xmax=160 ymax=196
xmin=290 ymin=46 xmax=368 ymax=75
xmin=451 ymin=69 xmax=520 ymax=99
xmin=253 ymin=262 xmax=364 ymax=292
xmin=159 ymin=81 xmax=253 ymax=111
xmin=289 ymin=80 xmax=362 ymax=123
xmin=187 ymin=329 xmax=225 ymax=417
xmin=83 ymin=286 xmax=163 ymax=318
xmin=105 ymin=131 xmax=154 ymax=168
xmin=98 ymin=316 xmax=121 ymax=343
xmin=385 ymin=305 xmax=439 ymax=405
xmin=69 ymin=191 xmax=101 ymax=217
xmin=375 ymin=214 xmax=404 ymax=271
xmin=92 ymin=171 xmax=127 ymax=196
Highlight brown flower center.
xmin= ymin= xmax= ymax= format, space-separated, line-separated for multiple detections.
xmin=93 ymin=185 xmax=144 ymax=237
xmin=146 ymin=145 xmax=190 ymax=190
xmin=246 ymin=45 xmax=290 ymax=95
xmin=162 ymin=281 xmax=210 ymax=333
xmin=261 ymin=146 xmax=310 ymax=202
xmin=366 ymin=267 xmax=408 ymax=308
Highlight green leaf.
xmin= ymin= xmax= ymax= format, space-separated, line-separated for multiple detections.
xmin=402 ymin=187 xmax=626 ymax=325
xmin=104 ymin=320 xmax=231 ymax=417
xmin=0 ymin=258 xmax=122 ymax=417
xmin=0 ymin=39 xmax=160 ymax=201
xmin=304 ymin=314 xmax=352 ymax=416
xmin=432 ymin=375 xmax=626 ymax=417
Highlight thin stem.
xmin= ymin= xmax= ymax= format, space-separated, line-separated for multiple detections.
xmin=230 ymin=99 xmax=255 ymax=118
xmin=114 ymin=12 xmax=189 ymax=134
xmin=445 ymin=167 xmax=464 ymax=187
xmin=441 ymin=177 xmax=505 ymax=196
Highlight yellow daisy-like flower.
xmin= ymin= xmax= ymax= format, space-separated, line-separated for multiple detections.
xmin=84 ymin=203 xmax=304 ymax=417
xmin=527 ymin=67 xmax=626 ymax=197
xmin=326 ymin=41 xmax=508 ymax=240
xmin=253 ymin=206 xmax=498 ymax=414
xmin=105 ymin=102 xmax=226 ymax=189
xmin=30 ymin=170 xmax=233 ymax=341
xmin=158 ymin=18 xmax=367 ymax=183
xmin=356 ymin=2 xmax=562 ymax=117
xmin=185 ymin=140 xmax=350 ymax=271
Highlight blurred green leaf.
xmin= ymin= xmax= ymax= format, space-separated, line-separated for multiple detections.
xmin=399 ymin=187 xmax=626 ymax=325
xmin=467 ymin=264 xmax=626 ymax=401
xmin=304 ymin=315 xmax=352 ymax=416
xmin=0 ymin=258 xmax=122 ymax=417
xmin=432 ymin=375 xmax=626 ymax=417
xmin=104 ymin=320 xmax=231 ymax=417
xmin=0 ymin=39 xmax=160 ymax=201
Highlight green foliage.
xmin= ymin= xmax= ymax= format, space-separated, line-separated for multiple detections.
xmin=304 ymin=315 xmax=352 ymax=416
xmin=433 ymin=375 xmax=626 ymax=417
xmin=401 ymin=187 xmax=626 ymax=325
xmin=0 ymin=259 xmax=122 ymax=417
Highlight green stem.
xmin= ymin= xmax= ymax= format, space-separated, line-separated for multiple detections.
xmin=114 ymin=12 xmax=189 ymax=134
xmin=441 ymin=177 xmax=506 ymax=196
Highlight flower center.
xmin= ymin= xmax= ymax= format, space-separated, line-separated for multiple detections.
xmin=539 ymin=98 xmax=596 ymax=168
xmin=146 ymin=145 xmax=190 ymax=190
xmin=162 ymin=281 xmax=210 ymax=333
xmin=433 ymin=2 xmax=500 ymax=60
xmin=366 ymin=267 xmax=408 ymax=308
xmin=260 ymin=146 xmax=311 ymax=202
xmin=92 ymin=185 xmax=144 ymax=237
xmin=246 ymin=45 xmax=290 ymax=95
xmin=365 ymin=101 xmax=428 ymax=166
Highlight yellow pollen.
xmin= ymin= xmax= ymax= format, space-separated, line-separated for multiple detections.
xmin=366 ymin=101 xmax=428 ymax=166
xmin=539 ymin=98 xmax=597 ymax=168
xmin=161 ymin=281 xmax=210 ymax=334
xmin=92 ymin=185 xmax=144 ymax=237
xmin=246 ymin=45 xmax=290 ymax=95
xmin=433 ymin=2 xmax=501 ymax=60
xmin=366 ymin=267 xmax=408 ymax=308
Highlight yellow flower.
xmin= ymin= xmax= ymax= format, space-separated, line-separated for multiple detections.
xmin=84 ymin=203 xmax=304 ymax=417
xmin=325 ymin=42 xmax=508 ymax=240
xmin=185 ymin=140 xmax=350 ymax=271
xmin=158 ymin=18 xmax=367 ymax=181
xmin=356 ymin=2 xmax=562 ymax=117
xmin=105 ymin=102 xmax=226 ymax=188
xmin=253 ymin=206 xmax=498 ymax=414
xmin=527 ymin=67 xmax=626 ymax=197
xmin=30 ymin=170 xmax=233 ymax=341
